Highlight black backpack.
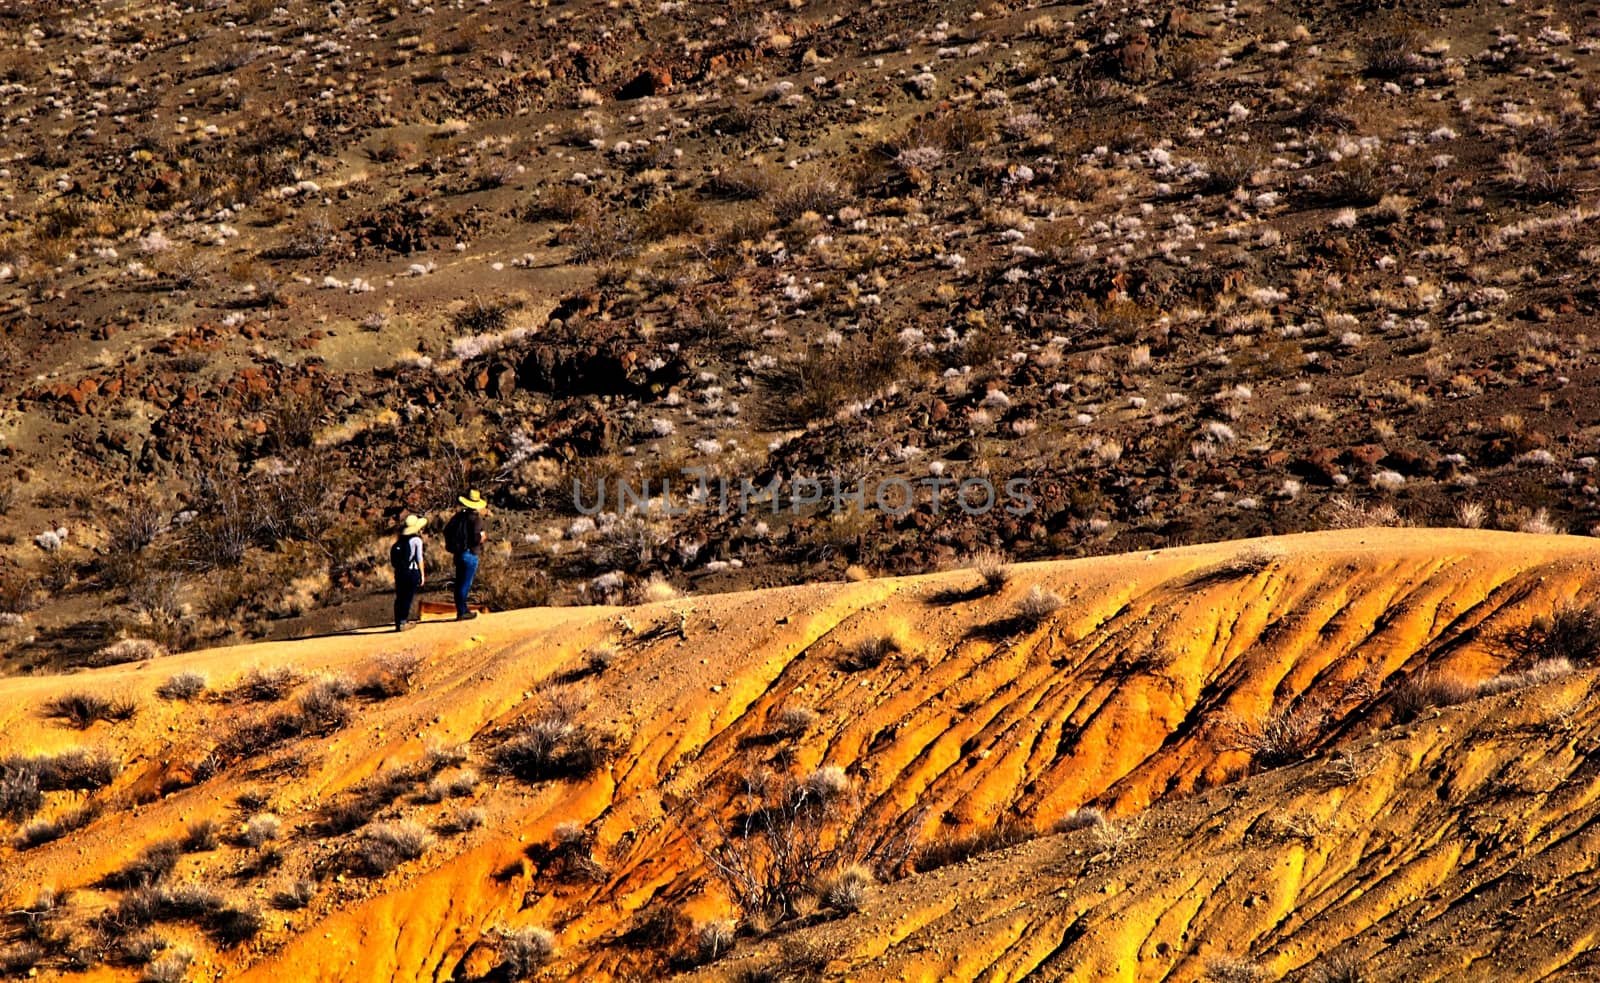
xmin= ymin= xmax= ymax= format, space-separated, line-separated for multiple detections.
xmin=443 ymin=511 xmax=469 ymax=555
xmin=390 ymin=535 xmax=418 ymax=574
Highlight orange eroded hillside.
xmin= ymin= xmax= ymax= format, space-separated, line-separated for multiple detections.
xmin=2 ymin=528 xmax=1599 ymax=981
xmin=684 ymin=655 xmax=1600 ymax=983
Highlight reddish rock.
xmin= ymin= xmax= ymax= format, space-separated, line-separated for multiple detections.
xmin=1342 ymin=444 xmax=1385 ymax=469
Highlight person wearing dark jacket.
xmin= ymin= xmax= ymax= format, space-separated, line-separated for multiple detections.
xmin=445 ymin=490 xmax=487 ymax=621
xmin=392 ymin=514 xmax=427 ymax=632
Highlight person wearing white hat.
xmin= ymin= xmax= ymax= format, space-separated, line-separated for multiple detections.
xmin=391 ymin=513 xmax=427 ymax=632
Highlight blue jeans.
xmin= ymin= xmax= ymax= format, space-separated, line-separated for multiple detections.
xmin=453 ymin=551 xmax=479 ymax=616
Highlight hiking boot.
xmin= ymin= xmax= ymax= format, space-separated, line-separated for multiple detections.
xmin=457 ymin=611 xmax=478 ymax=622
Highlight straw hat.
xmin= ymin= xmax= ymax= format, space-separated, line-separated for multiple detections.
xmin=458 ymin=489 xmax=488 ymax=511
xmin=401 ymin=514 xmax=428 ymax=535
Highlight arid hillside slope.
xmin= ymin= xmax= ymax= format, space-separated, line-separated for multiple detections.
xmin=5 ymin=0 xmax=1600 ymax=668
xmin=2 ymin=528 xmax=1599 ymax=981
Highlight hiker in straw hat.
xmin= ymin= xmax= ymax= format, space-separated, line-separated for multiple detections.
xmin=391 ymin=513 xmax=427 ymax=632
xmin=443 ymin=490 xmax=488 ymax=621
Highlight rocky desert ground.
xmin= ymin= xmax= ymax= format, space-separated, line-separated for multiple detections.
xmin=4 ymin=0 xmax=1600 ymax=978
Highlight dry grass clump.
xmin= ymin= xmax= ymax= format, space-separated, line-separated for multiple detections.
xmin=1479 ymin=658 xmax=1574 ymax=696
xmin=490 ymin=701 xmax=621 ymax=784
xmin=496 ymin=925 xmax=556 ymax=978
xmin=452 ymin=295 xmax=518 ymax=336
xmin=350 ymin=821 xmax=433 ymax=876
xmin=41 ymin=692 xmax=139 ymax=729
xmin=817 ymin=865 xmax=874 ymax=912
xmin=526 ymin=821 xmax=609 ymax=884
xmin=2 ymin=750 xmax=120 ymax=823
xmin=357 ymin=653 xmax=424 ymax=699
xmin=419 ymin=769 xmax=479 ymax=804
xmin=772 ymin=705 xmax=818 ymax=737
xmin=1323 ymin=496 xmax=1404 ymax=529
xmin=585 ymin=647 xmax=617 ymax=676
xmin=182 ymin=818 xmax=219 ymax=852
xmin=269 ymin=880 xmax=316 ymax=911
xmin=914 ymin=822 xmax=1035 ymax=872
xmin=1225 ymin=697 xmax=1330 ymax=769
xmin=840 ymin=635 xmax=899 ymax=672
xmin=524 ymin=185 xmax=592 ymax=222
xmin=14 ymin=800 xmax=102 ymax=850
xmin=101 ymin=840 xmax=182 ymax=890
xmin=203 ymin=677 xmax=354 ymax=772
xmin=971 ymin=549 xmax=1011 ymax=594
xmin=1389 ymin=671 xmax=1480 ymax=724
xmin=93 ymin=638 xmax=165 ymax=666
xmin=707 ymin=164 xmax=779 ymax=200
xmin=223 ymin=666 xmax=302 ymax=703
xmin=436 ymin=807 xmax=486 ymax=835
xmin=308 ymin=760 xmax=440 ymax=837
xmin=1054 ymin=807 xmax=1107 ymax=833
xmin=1206 ymin=957 xmax=1272 ymax=983
xmin=756 ymin=335 xmax=903 ymax=428
xmin=1014 ymin=585 xmax=1064 ymax=629
xmin=141 ymin=950 xmax=193 ymax=983
xmin=1363 ymin=32 xmax=1422 ymax=79
xmin=239 ymin=813 xmax=282 ymax=847
xmin=157 ymin=672 xmax=208 ymax=701
xmin=205 ymin=905 xmax=265 ymax=947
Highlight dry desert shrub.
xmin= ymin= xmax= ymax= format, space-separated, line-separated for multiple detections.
xmin=358 ymin=653 xmax=424 ymax=699
xmin=269 ymin=880 xmax=315 ymax=911
xmin=182 ymin=818 xmax=219 ymax=852
xmin=14 ymin=800 xmax=102 ymax=850
xmin=206 ymin=906 xmax=265 ymax=947
xmin=524 ymin=185 xmax=592 ymax=222
xmin=239 ymin=813 xmax=281 ymax=848
xmin=1511 ymin=602 xmax=1600 ymax=665
xmin=41 ymin=692 xmax=138 ymax=729
xmin=156 ymin=672 xmax=207 ymax=701
xmin=971 ymin=548 xmax=1011 ymax=594
xmin=698 ymin=768 xmax=919 ymax=922
xmin=101 ymin=841 xmax=183 ymax=890
xmin=1323 ymin=495 xmax=1404 ymax=529
xmin=6 ymin=752 xmax=120 ymax=821
xmin=1014 ymin=585 xmax=1064 ymax=628
xmin=1054 ymin=807 xmax=1106 ymax=833
xmin=755 ymin=331 xmax=904 ymax=428
xmin=435 ymin=807 xmax=486 ymax=835
xmin=772 ymin=705 xmax=817 ymax=737
xmin=223 ymin=666 xmax=301 ymax=703
xmin=496 ymin=926 xmax=556 ymax=979
xmin=1388 ymin=671 xmax=1479 ymax=724
xmin=141 ymin=949 xmax=193 ymax=983
xmin=1224 ymin=696 xmax=1330 ymax=769
xmin=93 ymin=638 xmax=166 ymax=667
xmin=1478 ymin=658 xmax=1573 ymax=697
xmin=1206 ymin=957 xmax=1271 ymax=983
xmin=913 ymin=822 xmax=1035 ymax=872
xmin=817 ymin=864 xmax=874 ymax=912
xmin=351 ymin=822 xmax=433 ymax=877
xmin=840 ymin=635 xmax=899 ymax=672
